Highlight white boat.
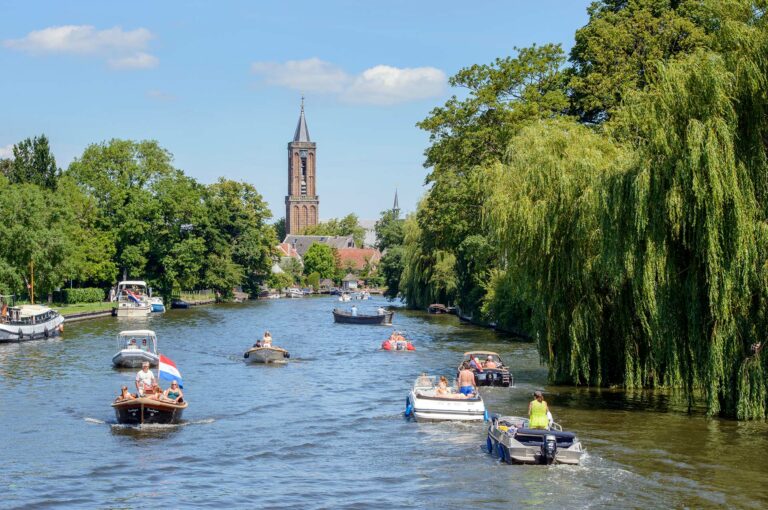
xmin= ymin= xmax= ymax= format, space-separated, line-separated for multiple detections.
xmin=487 ymin=415 xmax=584 ymax=465
xmin=0 ymin=302 xmax=65 ymax=343
xmin=285 ymin=287 xmax=303 ymax=298
xmin=112 ymin=330 xmax=159 ymax=368
xmin=404 ymin=375 xmax=486 ymax=422
xmin=243 ymin=345 xmax=290 ymax=363
xmin=338 ymin=293 xmax=351 ymax=302
xmin=149 ymin=296 xmax=165 ymax=313
xmin=115 ymin=281 xmax=151 ymax=317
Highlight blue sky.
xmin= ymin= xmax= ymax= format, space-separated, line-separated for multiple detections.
xmin=0 ymin=0 xmax=591 ymax=221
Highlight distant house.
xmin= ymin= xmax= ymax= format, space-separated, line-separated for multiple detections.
xmin=337 ymin=247 xmax=382 ymax=272
xmin=342 ymin=273 xmax=359 ymax=290
xmin=319 ymin=278 xmax=334 ymax=292
xmin=282 ymin=235 xmax=355 ymax=257
xmin=276 ymin=242 xmax=302 ymax=265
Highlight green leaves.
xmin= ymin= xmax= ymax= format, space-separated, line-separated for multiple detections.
xmin=302 ymin=243 xmax=337 ymax=280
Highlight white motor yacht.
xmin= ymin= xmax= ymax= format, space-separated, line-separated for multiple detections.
xmin=112 ymin=330 xmax=159 ymax=368
xmin=486 ymin=415 xmax=584 ymax=465
xmin=0 ymin=301 xmax=64 ymax=342
xmin=115 ymin=281 xmax=151 ymax=317
xmin=404 ymin=375 xmax=486 ymax=422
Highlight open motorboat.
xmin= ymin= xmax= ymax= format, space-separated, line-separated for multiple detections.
xmin=243 ymin=345 xmax=290 ymax=363
xmin=382 ymin=333 xmax=415 ymax=351
xmin=333 ymin=308 xmax=394 ymax=325
xmin=285 ymin=287 xmax=303 ymax=298
xmin=149 ymin=296 xmax=165 ymax=313
xmin=0 ymin=299 xmax=64 ymax=342
xmin=112 ymin=330 xmax=159 ymax=368
xmin=112 ymin=396 xmax=188 ymax=425
xmin=115 ymin=280 xmax=151 ymax=317
xmin=404 ymin=374 xmax=486 ymax=422
xmin=487 ymin=415 xmax=584 ymax=465
xmin=459 ymin=351 xmax=513 ymax=387
xmin=338 ymin=292 xmax=351 ymax=302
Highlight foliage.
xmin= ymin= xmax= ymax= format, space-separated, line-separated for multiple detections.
xmin=274 ymin=217 xmax=286 ymax=242
xmin=302 ymin=213 xmax=366 ymax=247
xmin=374 ymin=209 xmax=404 ymax=251
xmin=280 ymin=257 xmax=304 ymax=282
xmin=379 ymin=245 xmax=404 ymax=299
xmin=61 ymin=287 xmax=105 ymax=304
xmin=267 ymin=271 xmax=294 ymax=290
xmin=7 ymin=134 xmax=60 ymax=189
xmin=306 ymin=271 xmax=320 ymax=290
xmin=302 ymin=243 xmax=338 ymax=280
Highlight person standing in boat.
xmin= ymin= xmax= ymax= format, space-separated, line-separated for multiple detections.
xmin=262 ymin=331 xmax=272 ymax=347
xmin=457 ymin=362 xmax=477 ymax=396
xmin=135 ymin=362 xmax=156 ymax=397
xmin=351 ymin=305 xmax=358 ymax=316
xmin=528 ymin=391 xmax=550 ymax=429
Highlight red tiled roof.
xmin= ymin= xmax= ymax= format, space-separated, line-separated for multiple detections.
xmin=337 ymin=248 xmax=381 ymax=271
xmin=277 ymin=242 xmax=300 ymax=258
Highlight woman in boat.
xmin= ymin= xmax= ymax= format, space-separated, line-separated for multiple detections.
xmin=262 ymin=331 xmax=272 ymax=347
xmin=528 ymin=390 xmax=550 ymax=429
xmin=115 ymin=386 xmax=136 ymax=402
xmin=163 ymin=380 xmax=183 ymax=403
xmin=436 ymin=376 xmax=451 ymax=396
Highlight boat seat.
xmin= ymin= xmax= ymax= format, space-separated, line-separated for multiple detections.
xmin=513 ymin=428 xmax=576 ymax=448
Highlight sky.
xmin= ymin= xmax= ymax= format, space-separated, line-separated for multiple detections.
xmin=0 ymin=0 xmax=592 ymax=221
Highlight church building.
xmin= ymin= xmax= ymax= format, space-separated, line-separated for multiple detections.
xmin=285 ymin=100 xmax=319 ymax=235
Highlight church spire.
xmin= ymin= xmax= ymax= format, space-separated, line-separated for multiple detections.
xmin=393 ymin=188 xmax=400 ymax=218
xmin=293 ymin=96 xmax=310 ymax=142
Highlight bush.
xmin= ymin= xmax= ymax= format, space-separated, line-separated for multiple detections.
xmin=62 ymin=287 xmax=105 ymax=304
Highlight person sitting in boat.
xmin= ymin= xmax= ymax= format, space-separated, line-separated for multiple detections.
xmin=149 ymin=383 xmax=165 ymax=401
xmin=135 ymin=362 xmax=156 ymax=397
xmin=127 ymin=338 xmax=138 ymax=349
xmin=140 ymin=338 xmax=149 ymax=351
xmin=484 ymin=355 xmax=498 ymax=369
xmin=163 ymin=380 xmax=184 ymax=404
xmin=469 ymin=355 xmax=484 ymax=372
xmin=115 ymin=386 xmax=136 ymax=402
xmin=457 ymin=362 xmax=477 ymax=396
xmin=262 ymin=331 xmax=272 ymax=347
xmin=436 ymin=376 xmax=451 ymax=396
xmin=528 ymin=391 xmax=550 ymax=429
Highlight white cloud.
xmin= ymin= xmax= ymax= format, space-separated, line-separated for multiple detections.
xmin=251 ymin=58 xmax=446 ymax=105
xmin=3 ymin=25 xmax=158 ymax=70
xmin=0 ymin=144 xmax=13 ymax=159
xmin=146 ymin=89 xmax=176 ymax=101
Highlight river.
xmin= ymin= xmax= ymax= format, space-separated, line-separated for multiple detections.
xmin=2 ymin=296 xmax=767 ymax=509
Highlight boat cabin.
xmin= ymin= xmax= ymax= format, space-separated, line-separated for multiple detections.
xmin=1 ymin=296 xmax=59 ymax=326
xmin=117 ymin=280 xmax=149 ymax=305
xmin=117 ymin=330 xmax=157 ymax=354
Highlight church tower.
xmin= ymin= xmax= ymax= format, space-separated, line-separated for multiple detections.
xmin=285 ymin=99 xmax=319 ymax=235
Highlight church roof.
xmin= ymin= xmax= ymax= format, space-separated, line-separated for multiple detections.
xmin=283 ymin=234 xmax=354 ymax=257
xmin=293 ymin=100 xmax=310 ymax=142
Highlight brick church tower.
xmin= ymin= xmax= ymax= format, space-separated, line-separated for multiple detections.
xmin=285 ymin=99 xmax=319 ymax=235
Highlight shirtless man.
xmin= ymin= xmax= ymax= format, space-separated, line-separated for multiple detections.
xmin=484 ymin=355 xmax=498 ymax=369
xmin=457 ymin=362 xmax=476 ymax=396
xmin=135 ymin=362 xmax=156 ymax=397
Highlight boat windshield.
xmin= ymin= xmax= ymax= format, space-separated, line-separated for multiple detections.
xmin=414 ymin=375 xmax=435 ymax=390
xmin=118 ymin=332 xmax=157 ymax=353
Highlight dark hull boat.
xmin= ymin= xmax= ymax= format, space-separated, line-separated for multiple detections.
xmin=170 ymin=299 xmax=190 ymax=309
xmin=112 ymin=397 xmax=188 ymax=425
xmin=332 ymin=309 xmax=394 ymax=325
xmin=458 ymin=351 xmax=513 ymax=387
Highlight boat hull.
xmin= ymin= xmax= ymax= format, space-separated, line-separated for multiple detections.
xmin=487 ymin=417 xmax=584 ymax=465
xmin=151 ymin=303 xmax=165 ymax=313
xmin=112 ymin=397 xmax=187 ymax=425
xmin=116 ymin=305 xmax=151 ymax=317
xmin=407 ymin=391 xmax=486 ymax=422
xmin=244 ymin=346 xmax=290 ymax=363
xmin=332 ymin=309 xmax=393 ymax=325
xmin=0 ymin=314 xmax=65 ymax=343
xmin=112 ymin=350 xmax=159 ymax=368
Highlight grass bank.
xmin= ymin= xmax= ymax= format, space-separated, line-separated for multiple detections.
xmin=52 ymin=301 xmax=114 ymax=316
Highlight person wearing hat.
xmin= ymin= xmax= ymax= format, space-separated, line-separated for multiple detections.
xmin=528 ymin=390 xmax=550 ymax=429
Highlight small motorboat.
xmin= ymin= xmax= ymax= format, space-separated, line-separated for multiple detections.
xmin=149 ymin=297 xmax=165 ymax=313
xmin=112 ymin=330 xmax=159 ymax=368
xmin=382 ymin=334 xmax=415 ymax=351
xmin=338 ymin=293 xmax=351 ymax=302
xmin=112 ymin=397 xmax=188 ymax=425
xmin=285 ymin=287 xmax=303 ymax=298
xmin=459 ymin=351 xmax=513 ymax=387
xmin=170 ymin=298 xmax=190 ymax=309
xmin=0 ymin=300 xmax=65 ymax=343
xmin=243 ymin=345 xmax=290 ymax=363
xmin=427 ymin=304 xmax=449 ymax=314
xmin=404 ymin=374 xmax=486 ymax=422
xmin=486 ymin=415 xmax=584 ymax=465
xmin=333 ymin=308 xmax=394 ymax=325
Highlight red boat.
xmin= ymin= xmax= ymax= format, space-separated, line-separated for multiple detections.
xmin=382 ymin=335 xmax=415 ymax=351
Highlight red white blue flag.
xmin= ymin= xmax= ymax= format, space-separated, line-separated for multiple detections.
xmin=158 ymin=354 xmax=183 ymax=388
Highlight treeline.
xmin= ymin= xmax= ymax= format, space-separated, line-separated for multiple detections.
xmin=384 ymin=0 xmax=768 ymax=419
xmin=0 ymin=137 xmax=276 ymax=300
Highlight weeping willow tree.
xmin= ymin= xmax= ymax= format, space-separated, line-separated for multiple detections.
xmin=399 ymin=213 xmax=457 ymax=309
xmin=484 ymin=118 xmax=628 ymax=385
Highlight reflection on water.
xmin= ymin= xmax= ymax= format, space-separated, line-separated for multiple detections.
xmin=2 ymin=298 xmax=767 ymax=509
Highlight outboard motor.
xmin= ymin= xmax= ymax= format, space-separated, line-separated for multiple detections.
xmin=540 ymin=434 xmax=558 ymax=464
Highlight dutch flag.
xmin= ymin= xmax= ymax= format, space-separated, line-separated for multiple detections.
xmin=158 ymin=354 xmax=183 ymax=388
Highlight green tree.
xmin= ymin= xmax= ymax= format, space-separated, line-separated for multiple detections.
xmin=8 ymin=135 xmax=60 ymax=189
xmin=302 ymin=243 xmax=337 ymax=280
xmin=307 ymin=271 xmax=320 ymax=291
xmin=280 ymin=257 xmax=304 ymax=283
xmin=374 ymin=209 xmax=404 ymax=251
xmin=302 ymin=213 xmax=366 ymax=247
xmin=379 ymin=245 xmax=404 ymax=299
xmin=274 ymin=217 xmax=286 ymax=242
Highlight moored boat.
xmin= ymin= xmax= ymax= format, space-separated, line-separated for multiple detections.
xmin=149 ymin=297 xmax=165 ymax=313
xmin=333 ymin=308 xmax=394 ymax=325
xmin=459 ymin=351 xmax=513 ymax=387
xmin=170 ymin=298 xmax=190 ymax=309
xmin=0 ymin=300 xmax=64 ymax=343
xmin=404 ymin=374 xmax=486 ymax=422
xmin=112 ymin=330 xmax=159 ymax=368
xmin=115 ymin=281 xmax=151 ymax=317
xmin=428 ymin=303 xmax=449 ymax=314
xmin=243 ymin=345 xmax=290 ymax=363
xmin=112 ymin=397 xmax=188 ymax=425
xmin=285 ymin=287 xmax=303 ymax=298
xmin=338 ymin=292 xmax=351 ymax=302
xmin=486 ymin=415 xmax=584 ymax=465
